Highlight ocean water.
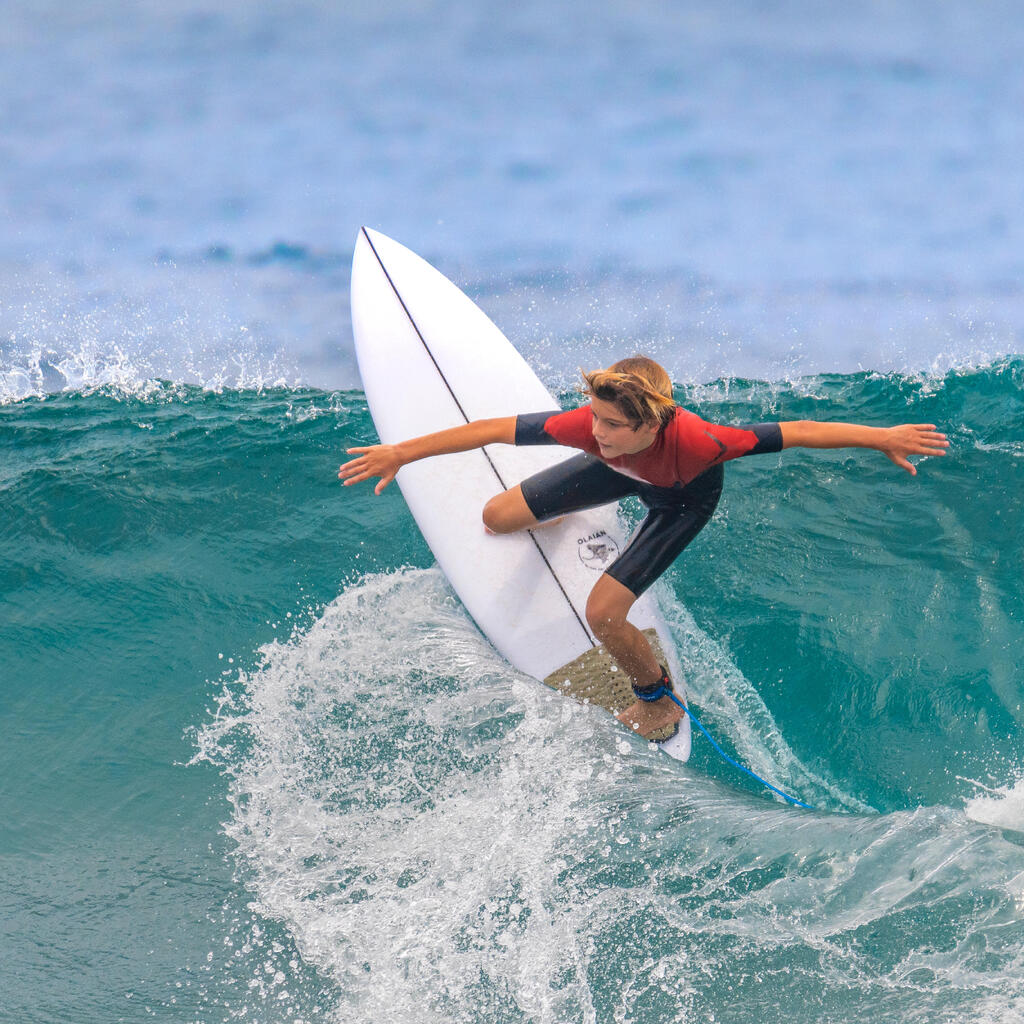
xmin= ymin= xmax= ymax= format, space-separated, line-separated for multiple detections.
xmin=2 ymin=2 xmax=1024 ymax=1023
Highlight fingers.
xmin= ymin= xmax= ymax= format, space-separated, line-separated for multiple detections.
xmin=912 ymin=426 xmax=949 ymax=447
xmin=337 ymin=459 xmax=366 ymax=481
xmin=891 ymin=425 xmax=950 ymax=469
xmin=337 ymin=444 xmax=398 ymax=491
xmin=338 ymin=449 xmax=370 ymax=476
xmin=886 ymin=423 xmax=951 ymax=475
xmin=905 ymin=439 xmax=948 ymax=457
xmin=887 ymin=453 xmax=917 ymax=474
xmin=338 ymin=448 xmax=383 ymax=479
xmin=339 ymin=463 xmax=388 ymax=486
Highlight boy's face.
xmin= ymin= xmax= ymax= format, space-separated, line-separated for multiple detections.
xmin=589 ymin=395 xmax=659 ymax=458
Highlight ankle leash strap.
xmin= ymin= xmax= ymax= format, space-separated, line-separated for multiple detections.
xmin=631 ymin=666 xmax=674 ymax=703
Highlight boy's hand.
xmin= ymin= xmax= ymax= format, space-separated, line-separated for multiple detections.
xmin=879 ymin=424 xmax=949 ymax=475
xmin=338 ymin=445 xmax=403 ymax=494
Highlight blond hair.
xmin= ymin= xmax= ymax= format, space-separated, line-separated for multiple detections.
xmin=581 ymin=356 xmax=676 ymax=429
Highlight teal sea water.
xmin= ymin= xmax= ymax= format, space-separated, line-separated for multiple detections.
xmin=3 ymin=364 xmax=1023 ymax=1023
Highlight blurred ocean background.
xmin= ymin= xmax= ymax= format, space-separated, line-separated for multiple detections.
xmin=2 ymin=2 xmax=1023 ymax=1022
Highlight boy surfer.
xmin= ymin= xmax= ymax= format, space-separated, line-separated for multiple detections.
xmin=338 ymin=356 xmax=948 ymax=740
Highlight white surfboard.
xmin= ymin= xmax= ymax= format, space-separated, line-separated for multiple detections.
xmin=350 ymin=228 xmax=690 ymax=760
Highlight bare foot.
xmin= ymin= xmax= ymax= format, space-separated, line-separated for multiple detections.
xmin=616 ymin=695 xmax=684 ymax=740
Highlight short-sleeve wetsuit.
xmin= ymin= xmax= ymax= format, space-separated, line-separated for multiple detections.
xmin=515 ymin=405 xmax=782 ymax=596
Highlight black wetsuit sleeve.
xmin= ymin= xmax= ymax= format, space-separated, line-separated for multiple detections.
xmin=514 ymin=410 xmax=565 ymax=446
xmin=739 ymin=422 xmax=783 ymax=455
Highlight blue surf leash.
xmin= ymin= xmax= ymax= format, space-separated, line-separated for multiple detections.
xmin=667 ymin=693 xmax=812 ymax=809
xmin=635 ymin=674 xmax=812 ymax=809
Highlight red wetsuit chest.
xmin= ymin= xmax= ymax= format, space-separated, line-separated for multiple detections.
xmin=541 ymin=406 xmax=773 ymax=488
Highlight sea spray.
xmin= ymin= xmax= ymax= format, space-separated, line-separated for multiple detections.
xmin=196 ymin=568 xmax=1024 ymax=1024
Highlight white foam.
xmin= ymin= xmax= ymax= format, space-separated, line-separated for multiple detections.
xmin=0 ymin=267 xmax=299 ymax=404
xmin=195 ymin=569 xmax=654 ymax=1023
xmin=965 ymin=778 xmax=1024 ymax=834
xmin=194 ymin=569 xmax=1024 ymax=1024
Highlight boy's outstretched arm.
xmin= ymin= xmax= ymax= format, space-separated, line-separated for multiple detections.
xmin=338 ymin=417 xmax=517 ymax=493
xmin=779 ymin=421 xmax=949 ymax=475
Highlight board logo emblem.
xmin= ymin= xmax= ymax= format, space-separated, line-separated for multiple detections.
xmin=577 ymin=530 xmax=620 ymax=571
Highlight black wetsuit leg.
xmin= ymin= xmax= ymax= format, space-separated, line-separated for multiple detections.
xmin=517 ymin=454 xmax=724 ymax=598
xmin=519 ymin=453 xmax=639 ymax=521
xmin=605 ymin=465 xmax=723 ymax=596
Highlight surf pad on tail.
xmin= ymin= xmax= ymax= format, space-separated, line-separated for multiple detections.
xmin=544 ymin=628 xmax=680 ymax=743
